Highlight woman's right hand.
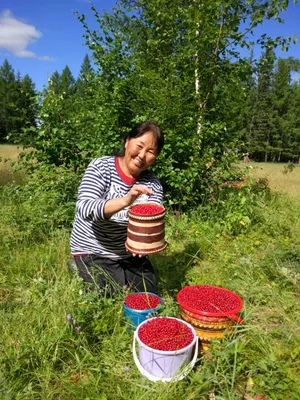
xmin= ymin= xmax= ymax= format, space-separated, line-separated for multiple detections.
xmin=124 ymin=185 xmax=152 ymax=207
xmin=104 ymin=185 xmax=152 ymax=218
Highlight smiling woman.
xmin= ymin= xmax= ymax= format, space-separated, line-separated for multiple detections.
xmin=120 ymin=131 xmax=158 ymax=178
xmin=69 ymin=121 xmax=165 ymax=295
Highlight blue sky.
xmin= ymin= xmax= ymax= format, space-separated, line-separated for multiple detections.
xmin=0 ymin=0 xmax=300 ymax=91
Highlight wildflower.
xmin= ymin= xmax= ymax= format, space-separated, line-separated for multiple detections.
xmin=75 ymin=326 xmax=82 ymax=333
xmin=66 ymin=313 xmax=73 ymax=323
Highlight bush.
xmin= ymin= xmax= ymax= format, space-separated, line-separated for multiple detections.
xmin=1 ymin=165 xmax=80 ymax=243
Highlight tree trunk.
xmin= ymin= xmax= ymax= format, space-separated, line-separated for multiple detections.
xmin=194 ymin=19 xmax=202 ymax=138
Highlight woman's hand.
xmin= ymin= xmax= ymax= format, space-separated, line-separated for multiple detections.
xmin=130 ymin=251 xmax=146 ymax=258
xmin=124 ymin=185 xmax=152 ymax=207
xmin=103 ymin=185 xmax=152 ymax=218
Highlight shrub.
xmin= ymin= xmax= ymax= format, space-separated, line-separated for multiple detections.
xmin=1 ymin=165 xmax=80 ymax=242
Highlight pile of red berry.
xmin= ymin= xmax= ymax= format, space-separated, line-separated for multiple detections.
xmin=178 ymin=285 xmax=241 ymax=314
xmin=130 ymin=203 xmax=164 ymax=215
xmin=124 ymin=293 xmax=161 ymax=310
xmin=138 ymin=317 xmax=194 ymax=351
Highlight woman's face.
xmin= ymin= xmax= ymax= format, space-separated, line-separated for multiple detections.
xmin=123 ymin=131 xmax=158 ymax=178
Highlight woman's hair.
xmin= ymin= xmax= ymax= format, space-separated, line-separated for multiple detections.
xmin=118 ymin=121 xmax=164 ymax=156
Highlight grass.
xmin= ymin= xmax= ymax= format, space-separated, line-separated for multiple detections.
xmin=0 ymin=144 xmax=22 ymax=159
xmin=1 ymin=153 xmax=300 ymax=399
xmin=241 ymin=161 xmax=300 ymax=198
xmin=0 ymin=144 xmax=26 ymax=185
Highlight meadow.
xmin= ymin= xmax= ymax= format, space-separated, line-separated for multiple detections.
xmin=0 ymin=144 xmax=26 ymax=186
xmin=1 ymin=146 xmax=300 ymax=399
xmin=246 ymin=161 xmax=300 ymax=198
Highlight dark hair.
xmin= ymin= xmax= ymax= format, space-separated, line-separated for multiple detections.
xmin=119 ymin=121 xmax=164 ymax=156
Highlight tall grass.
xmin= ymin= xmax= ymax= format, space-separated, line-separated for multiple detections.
xmin=243 ymin=161 xmax=300 ymax=198
xmin=0 ymin=144 xmax=25 ymax=185
xmin=1 ymin=156 xmax=300 ymax=399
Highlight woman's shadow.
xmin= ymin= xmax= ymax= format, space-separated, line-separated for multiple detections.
xmin=151 ymin=241 xmax=203 ymax=296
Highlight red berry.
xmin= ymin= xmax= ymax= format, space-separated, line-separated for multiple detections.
xmin=124 ymin=293 xmax=161 ymax=310
xmin=130 ymin=203 xmax=164 ymax=215
xmin=178 ymin=285 xmax=241 ymax=314
xmin=138 ymin=317 xmax=194 ymax=351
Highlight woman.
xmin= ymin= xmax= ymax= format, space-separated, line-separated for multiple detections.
xmin=70 ymin=121 xmax=164 ymax=295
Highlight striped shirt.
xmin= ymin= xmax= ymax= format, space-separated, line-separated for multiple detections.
xmin=70 ymin=156 xmax=163 ymax=259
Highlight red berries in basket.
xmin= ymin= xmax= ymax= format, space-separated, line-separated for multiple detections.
xmin=130 ymin=203 xmax=164 ymax=215
xmin=178 ymin=285 xmax=242 ymax=314
xmin=124 ymin=293 xmax=161 ymax=310
xmin=138 ymin=317 xmax=194 ymax=351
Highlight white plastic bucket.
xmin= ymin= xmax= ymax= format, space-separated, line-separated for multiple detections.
xmin=132 ymin=317 xmax=198 ymax=382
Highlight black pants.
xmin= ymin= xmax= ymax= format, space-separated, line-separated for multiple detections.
xmin=72 ymin=254 xmax=157 ymax=295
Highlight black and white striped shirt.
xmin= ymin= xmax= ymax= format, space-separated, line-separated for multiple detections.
xmin=70 ymin=156 xmax=163 ymax=259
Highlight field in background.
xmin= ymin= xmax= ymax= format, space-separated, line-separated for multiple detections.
xmin=244 ymin=161 xmax=300 ymax=198
xmin=1 ymin=145 xmax=300 ymax=197
xmin=0 ymin=144 xmax=25 ymax=185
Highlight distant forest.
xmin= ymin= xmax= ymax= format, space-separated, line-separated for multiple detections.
xmin=0 ymin=54 xmax=92 ymax=145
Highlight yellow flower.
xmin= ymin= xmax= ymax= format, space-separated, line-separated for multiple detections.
xmin=206 ymin=157 xmax=215 ymax=169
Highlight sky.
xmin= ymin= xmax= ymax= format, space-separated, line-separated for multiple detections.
xmin=0 ymin=0 xmax=300 ymax=91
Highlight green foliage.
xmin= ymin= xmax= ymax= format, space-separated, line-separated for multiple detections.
xmin=282 ymin=161 xmax=296 ymax=174
xmin=1 ymin=178 xmax=300 ymax=399
xmin=249 ymin=47 xmax=277 ymax=161
xmin=60 ymin=65 xmax=76 ymax=96
xmin=72 ymin=0 xmax=298 ymax=208
xmin=0 ymin=59 xmax=37 ymax=143
xmin=1 ymin=165 xmax=80 ymax=243
xmin=15 ymin=70 xmax=130 ymax=173
xmin=2 ymin=1 xmax=300 ymax=209
xmin=76 ymin=54 xmax=94 ymax=92
xmin=6 ymin=0 xmax=299 ymax=210
xmin=244 ymin=53 xmax=300 ymax=163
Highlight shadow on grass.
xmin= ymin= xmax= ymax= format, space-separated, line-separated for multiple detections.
xmin=151 ymin=241 xmax=203 ymax=296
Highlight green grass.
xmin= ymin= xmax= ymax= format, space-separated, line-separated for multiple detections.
xmin=0 ymin=144 xmax=26 ymax=185
xmin=1 ymin=159 xmax=300 ymax=399
xmin=238 ymin=160 xmax=300 ymax=198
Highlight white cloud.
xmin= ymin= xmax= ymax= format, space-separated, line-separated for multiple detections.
xmin=291 ymin=71 xmax=300 ymax=82
xmin=0 ymin=9 xmax=53 ymax=60
xmin=39 ymin=55 xmax=54 ymax=61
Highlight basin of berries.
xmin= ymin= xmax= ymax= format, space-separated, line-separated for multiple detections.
xmin=123 ymin=292 xmax=164 ymax=329
xmin=137 ymin=316 xmax=195 ymax=351
xmin=133 ymin=316 xmax=197 ymax=381
xmin=177 ymin=285 xmax=244 ymax=345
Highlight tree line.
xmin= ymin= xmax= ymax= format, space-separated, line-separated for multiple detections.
xmin=0 ymin=55 xmax=93 ymax=143
xmin=2 ymin=0 xmax=300 ymax=209
xmin=241 ymin=48 xmax=300 ymax=163
xmin=0 ymin=60 xmax=36 ymax=143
